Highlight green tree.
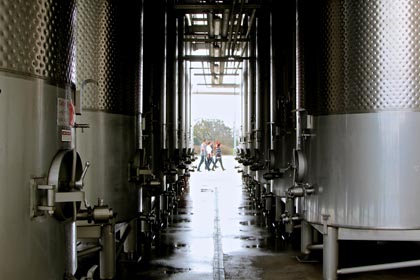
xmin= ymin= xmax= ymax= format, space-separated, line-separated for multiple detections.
xmin=193 ymin=119 xmax=233 ymax=153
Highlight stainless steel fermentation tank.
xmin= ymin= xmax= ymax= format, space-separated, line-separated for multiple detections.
xmin=304 ymin=0 xmax=420 ymax=231
xmin=298 ymin=0 xmax=420 ymax=278
xmin=0 ymin=0 xmax=76 ymax=279
xmin=75 ymin=0 xmax=140 ymax=222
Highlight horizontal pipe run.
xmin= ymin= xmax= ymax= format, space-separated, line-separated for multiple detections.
xmin=78 ymin=246 xmax=102 ymax=258
xmin=307 ymin=244 xmax=323 ymax=250
xmin=337 ymin=259 xmax=420 ymax=275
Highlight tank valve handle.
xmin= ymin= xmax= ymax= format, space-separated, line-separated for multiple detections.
xmin=76 ymin=161 xmax=90 ymax=189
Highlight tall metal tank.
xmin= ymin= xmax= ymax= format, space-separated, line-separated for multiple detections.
xmin=0 ymin=0 xmax=76 ymax=278
xmin=304 ymin=0 xmax=420 ymax=229
xmin=75 ymin=0 xmax=140 ymax=221
xmin=271 ymin=0 xmax=296 ymax=197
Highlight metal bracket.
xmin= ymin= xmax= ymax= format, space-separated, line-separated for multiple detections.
xmin=30 ymin=178 xmax=85 ymax=218
xmin=30 ymin=177 xmax=47 ymax=218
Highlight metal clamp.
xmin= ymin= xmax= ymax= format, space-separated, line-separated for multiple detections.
xmin=31 ymin=181 xmax=85 ymax=218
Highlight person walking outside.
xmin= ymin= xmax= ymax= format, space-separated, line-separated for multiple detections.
xmin=206 ymin=141 xmax=216 ymax=171
xmin=197 ymin=139 xmax=208 ymax=171
xmin=214 ymin=143 xmax=225 ymax=171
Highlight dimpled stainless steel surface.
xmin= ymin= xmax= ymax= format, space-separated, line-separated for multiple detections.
xmin=306 ymin=112 xmax=420 ymax=229
xmin=75 ymin=0 xmax=139 ymax=222
xmin=313 ymin=0 xmax=420 ymax=115
xmin=76 ymin=0 xmax=140 ymax=114
xmin=0 ymin=74 xmax=68 ymax=279
xmin=0 ymin=0 xmax=75 ymax=83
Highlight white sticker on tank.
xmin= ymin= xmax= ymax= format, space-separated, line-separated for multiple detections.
xmin=61 ymin=129 xmax=72 ymax=142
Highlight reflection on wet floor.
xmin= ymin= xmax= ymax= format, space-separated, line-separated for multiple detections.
xmin=119 ymin=156 xmax=420 ymax=280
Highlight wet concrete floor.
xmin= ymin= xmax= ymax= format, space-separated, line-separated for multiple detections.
xmin=120 ymin=156 xmax=420 ymax=280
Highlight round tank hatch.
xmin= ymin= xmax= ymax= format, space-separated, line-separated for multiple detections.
xmin=48 ymin=150 xmax=83 ymax=221
xmin=294 ymin=150 xmax=308 ymax=183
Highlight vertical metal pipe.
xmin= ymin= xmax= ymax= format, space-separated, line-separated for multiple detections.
xmin=295 ymin=0 xmax=301 ymax=150
xmin=182 ymin=42 xmax=189 ymax=149
xmin=178 ymin=17 xmax=186 ymax=151
xmin=301 ymin=221 xmax=313 ymax=255
xmin=222 ymin=9 xmax=230 ymax=38
xmin=187 ymin=44 xmax=191 ymax=149
xmin=285 ymin=198 xmax=295 ymax=233
xmin=162 ymin=3 xmax=168 ymax=150
xmin=247 ymin=30 xmax=255 ymax=151
xmin=174 ymin=17 xmax=179 ymax=151
xmin=64 ymin=221 xmax=77 ymax=276
xmin=100 ymin=223 xmax=116 ymax=279
xmin=323 ymin=227 xmax=338 ymax=280
xmin=208 ymin=13 xmax=214 ymax=38
xmin=124 ymin=220 xmax=137 ymax=258
xmin=136 ymin=0 xmax=145 ymax=150
xmin=275 ymin=196 xmax=283 ymax=222
xmin=269 ymin=12 xmax=275 ymax=151
xmin=254 ymin=19 xmax=261 ymax=151
xmin=242 ymin=46 xmax=248 ymax=146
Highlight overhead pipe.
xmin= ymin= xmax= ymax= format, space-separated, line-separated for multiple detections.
xmin=234 ymin=9 xmax=256 ymax=75
xmin=230 ymin=0 xmax=245 ymax=56
xmin=220 ymin=9 xmax=231 ymax=82
xmin=225 ymin=0 xmax=237 ymax=56
xmin=208 ymin=12 xmax=215 ymax=80
xmin=222 ymin=9 xmax=230 ymax=37
xmin=208 ymin=13 xmax=215 ymax=38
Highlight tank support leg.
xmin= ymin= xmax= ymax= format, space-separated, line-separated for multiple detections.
xmin=124 ymin=220 xmax=137 ymax=260
xmin=323 ymin=226 xmax=338 ymax=280
xmin=301 ymin=221 xmax=313 ymax=255
xmin=100 ymin=223 xmax=116 ymax=279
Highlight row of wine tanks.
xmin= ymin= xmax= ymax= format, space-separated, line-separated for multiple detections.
xmin=0 ymin=0 xmax=192 ymax=279
xmin=237 ymin=0 xmax=420 ymax=279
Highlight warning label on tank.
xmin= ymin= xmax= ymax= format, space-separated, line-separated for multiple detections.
xmin=57 ymin=97 xmax=74 ymax=127
xmin=61 ymin=129 xmax=72 ymax=142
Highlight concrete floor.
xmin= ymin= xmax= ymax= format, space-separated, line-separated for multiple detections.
xmin=119 ymin=156 xmax=420 ymax=280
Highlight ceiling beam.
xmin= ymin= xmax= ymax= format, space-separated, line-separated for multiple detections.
xmin=175 ymin=4 xmax=261 ymax=14
xmin=183 ymin=55 xmax=250 ymax=62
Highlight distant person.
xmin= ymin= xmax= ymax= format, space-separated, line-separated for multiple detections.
xmin=197 ymin=139 xmax=208 ymax=171
xmin=214 ymin=143 xmax=225 ymax=171
xmin=206 ymin=141 xmax=215 ymax=171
